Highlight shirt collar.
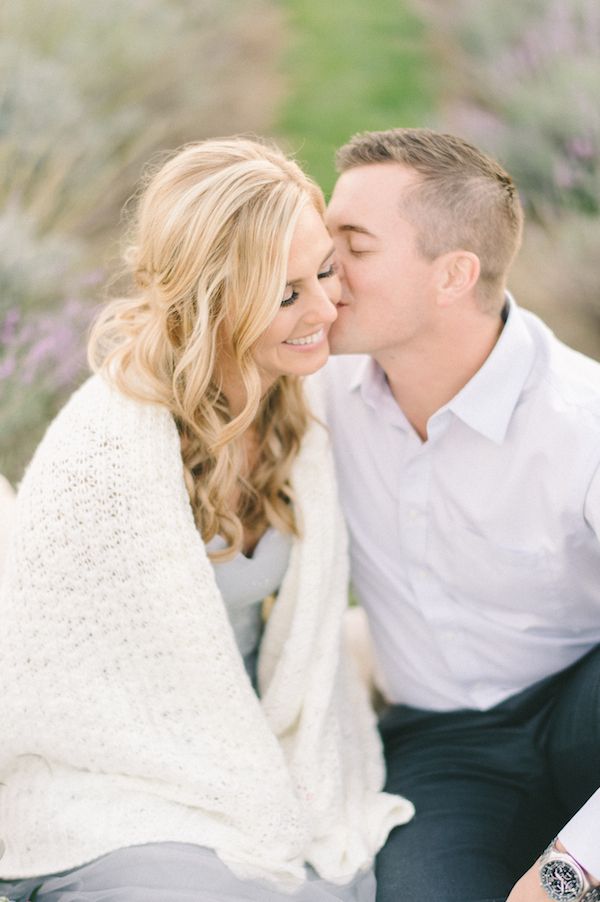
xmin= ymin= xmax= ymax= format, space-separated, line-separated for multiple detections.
xmin=347 ymin=294 xmax=537 ymax=444
xmin=348 ymin=356 xmax=412 ymax=429
xmin=349 ymin=355 xmax=375 ymax=394
xmin=443 ymin=293 xmax=536 ymax=444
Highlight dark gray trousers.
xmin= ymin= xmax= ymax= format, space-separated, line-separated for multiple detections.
xmin=375 ymin=646 xmax=600 ymax=902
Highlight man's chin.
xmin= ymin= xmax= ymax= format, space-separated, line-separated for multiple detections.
xmin=328 ymin=332 xmax=364 ymax=356
xmin=327 ymin=323 xmax=349 ymax=356
xmin=328 ymin=340 xmax=347 ymax=356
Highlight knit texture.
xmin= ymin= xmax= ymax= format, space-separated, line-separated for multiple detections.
xmin=0 ymin=375 xmax=413 ymax=886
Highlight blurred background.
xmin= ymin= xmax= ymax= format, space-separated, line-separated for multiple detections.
xmin=1 ymin=0 xmax=599 ymax=484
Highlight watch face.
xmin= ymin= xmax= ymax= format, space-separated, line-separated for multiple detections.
xmin=540 ymin=859 xmax=584 ymax=900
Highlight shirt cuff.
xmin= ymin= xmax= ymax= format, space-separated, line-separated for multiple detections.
xmin=559 ymin=788 xmax=600 ymax=881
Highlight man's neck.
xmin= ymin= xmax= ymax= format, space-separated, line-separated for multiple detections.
xmin=375 ymin=307 xmax=505 ymax=441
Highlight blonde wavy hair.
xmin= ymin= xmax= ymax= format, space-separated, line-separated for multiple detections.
xmin=88 ymin=137 xmax=325 ymax=560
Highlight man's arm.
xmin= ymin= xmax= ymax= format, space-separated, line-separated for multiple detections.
xmin=509 ymin=458 xmax=600 ymax=901
xmin=559 ymin=789 xmax=600 ymax=881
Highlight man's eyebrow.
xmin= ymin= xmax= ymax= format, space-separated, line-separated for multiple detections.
xmin=338 ymin=224 xmax=376 ymax=237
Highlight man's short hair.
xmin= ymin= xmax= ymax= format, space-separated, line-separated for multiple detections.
xmin=336 ymin=128 xmax=524 ymax=312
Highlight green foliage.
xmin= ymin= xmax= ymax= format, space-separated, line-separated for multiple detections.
xmin=276 ymin=0 xmax=438 ymax=195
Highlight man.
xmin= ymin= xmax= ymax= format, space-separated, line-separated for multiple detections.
xmin=322 ymin=128 xmax=600 ymax=902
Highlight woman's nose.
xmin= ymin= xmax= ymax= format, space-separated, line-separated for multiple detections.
xmin=303 ymin=281 xmax=337 ymax=325
xmin=318 ymin=275 xmax=340 ymax=321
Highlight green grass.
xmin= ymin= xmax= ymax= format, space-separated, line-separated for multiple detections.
xmin=275 ymin=0 xmax=439 ymax=196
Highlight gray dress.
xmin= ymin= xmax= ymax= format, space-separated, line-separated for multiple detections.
xmin=0 ymin=530 xmax=376 ymax=902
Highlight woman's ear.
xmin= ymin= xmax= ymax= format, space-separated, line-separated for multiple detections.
xmin=435 ymin=250 xmax=481 ymax=307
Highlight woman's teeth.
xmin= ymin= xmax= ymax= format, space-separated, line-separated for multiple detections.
xmin=284 ymin=328 xmax=324 ymax=346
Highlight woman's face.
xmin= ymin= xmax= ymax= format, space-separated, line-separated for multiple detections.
xmin=252 ymin=204 xmax=340 ymax=386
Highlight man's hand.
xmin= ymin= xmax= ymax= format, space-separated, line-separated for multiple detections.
xmin=506 ymin=859 xmax=550 ymax=902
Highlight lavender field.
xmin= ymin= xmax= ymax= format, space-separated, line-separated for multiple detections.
xmin=1 ymin=0 xmax=599 ymax=483
xmin=0 ymin=0 xmax=282 ymax=482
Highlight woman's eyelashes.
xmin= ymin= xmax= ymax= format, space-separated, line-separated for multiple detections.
xmin=281 ymin=288 xmax=299 ymax=308
xmin=280 ymin=261 xmax=337 ymax=307
xmin=318 ymin=262 xmax=337 ymax=280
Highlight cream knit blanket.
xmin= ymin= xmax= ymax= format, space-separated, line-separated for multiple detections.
xmin=0 ymin=375 xmax=413 ymax=886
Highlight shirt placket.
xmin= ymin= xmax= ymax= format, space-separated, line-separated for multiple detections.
xmin=400 ymin=414 xmax=474 ymax=682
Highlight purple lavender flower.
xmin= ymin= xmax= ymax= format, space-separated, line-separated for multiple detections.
xmin=0 ymin=308 xmax=21 ymax=344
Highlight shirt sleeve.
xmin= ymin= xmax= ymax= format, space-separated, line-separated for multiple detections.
xmin=569 ymin=465 xmax=600 ymax=878
xmin=559 ymin=788 xmax=600 ymax=880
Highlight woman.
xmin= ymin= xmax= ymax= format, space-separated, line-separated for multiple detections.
xmin=0 ymin=137 xmax=413 ymax=902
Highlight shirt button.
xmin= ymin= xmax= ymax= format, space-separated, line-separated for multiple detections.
xmin=408 ymin=508 xmax=419 ymax=520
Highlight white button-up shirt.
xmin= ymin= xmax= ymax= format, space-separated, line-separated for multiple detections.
xmin=320 ymin=297 xmax=600 ymax=875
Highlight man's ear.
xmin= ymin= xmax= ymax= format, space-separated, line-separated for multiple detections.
xmin=434 ymin=250 xmax=481 ymax=307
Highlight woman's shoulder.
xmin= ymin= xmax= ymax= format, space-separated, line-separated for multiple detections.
xmin=57 ymin=373 xmax=172 ymax=432
xmin=48 ymin=373 xmax=176 ymax=446
xmin=19 ymin=374 xmax=181 ymax=499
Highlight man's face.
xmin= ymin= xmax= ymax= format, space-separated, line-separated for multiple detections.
xmin=326 ymin=163 xmax=439 ymax=357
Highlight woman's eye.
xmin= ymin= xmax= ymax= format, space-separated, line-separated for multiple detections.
xmin=281 ymin=288 xmax=299 ymax=308
xmin=318 ymin=262 xmax=337 ymax=280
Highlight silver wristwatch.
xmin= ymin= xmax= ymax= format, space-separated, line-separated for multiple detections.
xmin=539 ymin=839 xmax=600 ymax=901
